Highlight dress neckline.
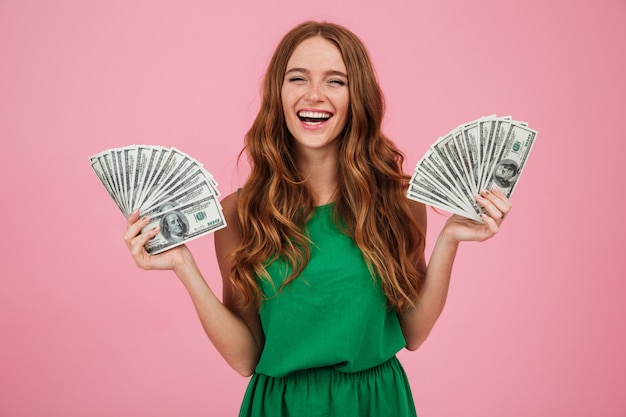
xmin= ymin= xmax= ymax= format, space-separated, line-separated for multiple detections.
xmin=314 ymin=201 xmax=335 ymax=210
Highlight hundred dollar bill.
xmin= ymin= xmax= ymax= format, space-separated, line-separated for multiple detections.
xmin=139 ymin=148 xmax=190 ymax=208
xmin=459 ymin=120 xmax=481 ymax=192
xmin=92 ymin=151 xmax=125 ymax=213
xmin=480 ymin=118 xmax=511 ymax=191
xmin=90 ymin=145 xmax=227 ymax=254
xmin=407 ymin=171 xmax=479 ymax=220
xmin=135 ymin=146 xmax=171 ymax=211
xmin=408 ymin=115 xmax=537 ymax=221
xmin=128 ymin=145 xmax=150 ymax=214
xmin=142 ymin=194 xmax=227 ymax=255
xmin=142 ymin=158 xmax=201 ymax=209
xmin=408 ymin=160 xmax=478 ymax=217
xmin=478 ymin=117 xmax=528 ymax=191
xmin=414 ymin=150 xmax=475 ymax=213
xmin=433 ymin=134 xmax=482 ymax=215
xmin=91 ymin=157 xmax=125 ymax=215
xmin=477 ymin=116 xmax=498 ymax=184
xmin=483 ymin=122 xmax=537 ymax=198
xmin=452 ymin=128 xmax=478 ymax=195
xmin=471 ymin=115 xmax=496 ymax=177
xmin=142 ymin=180 xmax=218 ymax=218
xmin=111 ymin=148 xmax=129 ymax=214
xmin=123 ymin=146 xmax=138 ymax=215
xmin=135 ymin=146 xmax=167 ymax=211
xmin=201 ymin=167 xmax=220 ymax=196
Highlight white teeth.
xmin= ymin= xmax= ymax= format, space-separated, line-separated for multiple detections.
xmin=298 ymin=111 xmax=331 ymax=119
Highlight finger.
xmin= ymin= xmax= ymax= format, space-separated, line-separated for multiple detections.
xmin=129 ymin=226 xmax=160 ymax=251
xmin=476 ymin=193 xmax=502 ymax=220
xmin=129 ymin=226 xmax=161 ymax=267
xmin=480 ymin=213 xmax=500 ymax=237
xmin=123 ymin=215 xmax=151 ymax=245
xmin=491 ymin=186 xmax=513 ymax=220
xmin=481 ymin=188 xmax=511 ymax=212
xmin=127 ymin=209 xmax=141 ymax=226
xmin=479 ymin=189 xmax=512 ymax=220
xmin=490 ymin=185 xmax=506 ymax=198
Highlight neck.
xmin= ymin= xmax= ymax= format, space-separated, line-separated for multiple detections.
xmin=296 ymin=147 xmax=339 ymax=206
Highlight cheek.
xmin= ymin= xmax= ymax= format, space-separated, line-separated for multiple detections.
xmin=337 ymin=94 xmax=350 ymax=116
xmin=281 ymin=109 xmax=298 ymax=138
xmin=336 ymin=97 xmax=350 ymax=125
xmin=281 ymin=91 xmax=299 ymax=130
xmin=281 ymin=84 xmax=296 ymax=106
xmin=281 ymin=91 xmax=294 ymax=119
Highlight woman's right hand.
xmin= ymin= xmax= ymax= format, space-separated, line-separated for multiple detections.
xmin=123 ymin=210 xmax=192 ymax=272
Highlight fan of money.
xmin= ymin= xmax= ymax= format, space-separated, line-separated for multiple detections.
xmin=89 ymin=145 xmax=227 ymax=254
xmin=407 ymin=115 xmax=537 ymax=221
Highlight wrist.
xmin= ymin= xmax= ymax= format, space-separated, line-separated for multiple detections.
xmin=439 ymin=223 xmax=462 ymax=246
xmin=172 ymin=246 xmax=198 ymax=277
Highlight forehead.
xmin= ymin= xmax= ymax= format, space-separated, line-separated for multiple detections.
xmin=286 ymin=36 xmax=346 ymax=72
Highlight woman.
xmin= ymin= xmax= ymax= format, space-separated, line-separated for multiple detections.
xmin=124 ymin=21 xmax=511 ymax=417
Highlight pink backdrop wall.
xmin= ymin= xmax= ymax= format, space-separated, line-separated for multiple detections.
xmin=1 ymin=0 xmax=625 ymax=416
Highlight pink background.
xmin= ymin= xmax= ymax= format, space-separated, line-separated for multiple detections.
xmin=1 ymin=0 xmax=625 ymax=416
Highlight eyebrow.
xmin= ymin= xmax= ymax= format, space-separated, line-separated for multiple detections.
xmin=285 ymin=67 xmax=348 ymax=78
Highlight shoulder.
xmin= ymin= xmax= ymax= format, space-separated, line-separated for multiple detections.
xmin=215 ymin=191 xmax=242 ymax=252
xmin=220 ymin=191 xmax=240 ymax=220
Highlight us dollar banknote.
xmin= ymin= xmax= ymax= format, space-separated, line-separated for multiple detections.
xmin=142 ymin=194 xmax=227 ymax=255
xmin=407 ymin=115 xmax=537 ymax=221
xmin=89 ymin=145 xmax=227 ymax=253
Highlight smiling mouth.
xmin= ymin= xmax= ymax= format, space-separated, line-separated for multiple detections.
xmin=298 ymin=110 xmax=332 ymax=125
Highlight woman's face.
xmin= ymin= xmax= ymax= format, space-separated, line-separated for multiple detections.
xmin=281 ymin=36 xmax=350 ymax=155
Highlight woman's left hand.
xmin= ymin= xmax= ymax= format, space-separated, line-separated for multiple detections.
xmin=442 ymin=186 xmax=512 ymax=243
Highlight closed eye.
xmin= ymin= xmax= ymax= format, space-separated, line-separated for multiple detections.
xmin=328 ymin=79 xmax=346 ymax=86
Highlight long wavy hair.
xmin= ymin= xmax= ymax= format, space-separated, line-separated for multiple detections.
xmin=231 ymin=21 xmax=425 ymax=312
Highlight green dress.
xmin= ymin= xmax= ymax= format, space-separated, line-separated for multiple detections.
xmin=239 ymin=203 xmax=417 ymax=417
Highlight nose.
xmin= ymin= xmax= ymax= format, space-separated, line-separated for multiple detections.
xmin=305 ymin=82 xmax=323 ymax=102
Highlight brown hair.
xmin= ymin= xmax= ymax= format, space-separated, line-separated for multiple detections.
xmin=231 ymin=21 xmax=425 ymax=311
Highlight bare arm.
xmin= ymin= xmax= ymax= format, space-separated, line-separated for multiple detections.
xmin=123 ymin=192 xmax=263 ymax=376
xmin=400 ymin=186 xmax=512 ymax=350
